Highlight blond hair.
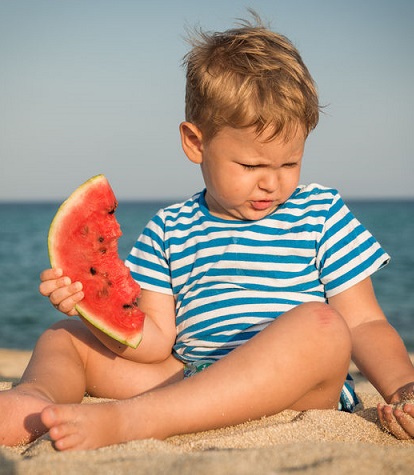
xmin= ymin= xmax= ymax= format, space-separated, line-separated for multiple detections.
xmin=183 ymin=13 xmax=320 ymax=141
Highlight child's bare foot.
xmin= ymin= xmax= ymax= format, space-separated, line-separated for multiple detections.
xmin=41 ymin=401 xmax=129 ymax=451
xmin=0 ymin=386 xmax=52 ymax=446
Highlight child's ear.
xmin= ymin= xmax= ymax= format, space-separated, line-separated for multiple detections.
xmin=179 ymin=122 xmax=204 ymax=164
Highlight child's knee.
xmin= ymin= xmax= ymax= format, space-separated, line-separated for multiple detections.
xmin=301 ymin=301 xmax=345 ymax=325
xmin=42 ymin=319 xmax=93 ymax=346
xmin=35 ymin=319 xmax=102 ymax=365
xmin=300 ymin=302 xmax=352 ymax=350
xmin=312 ymin=301 xmax=343 ymax=322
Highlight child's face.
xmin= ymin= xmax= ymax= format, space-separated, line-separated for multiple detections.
xmin=197 ymin=125 xmax=305 ymax=221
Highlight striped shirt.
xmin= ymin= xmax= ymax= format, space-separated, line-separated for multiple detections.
xmin=126 ymin=183 xmax=390 ymax=363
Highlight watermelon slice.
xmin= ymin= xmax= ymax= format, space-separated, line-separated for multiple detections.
xmin=48 ymin=175 xmax=145 ymax=348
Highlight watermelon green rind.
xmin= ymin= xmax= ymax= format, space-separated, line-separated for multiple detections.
xmin=47 ymin=174 xmax=145 ymax=349
xmin=75 ymin=306 xmax=143 ymax=348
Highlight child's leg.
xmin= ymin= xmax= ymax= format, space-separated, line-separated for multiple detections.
xmin=41 ymin=302 xmax=352 ymax=451
xmin=0 ymin=319 xmax=183 ymax=446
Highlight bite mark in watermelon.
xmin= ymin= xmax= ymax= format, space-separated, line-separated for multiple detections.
xmin=48 ymin=175 xmax=145 ymax=348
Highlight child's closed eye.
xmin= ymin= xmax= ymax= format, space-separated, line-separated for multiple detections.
xmin=239 ymin=163 xmax=261 ymax=170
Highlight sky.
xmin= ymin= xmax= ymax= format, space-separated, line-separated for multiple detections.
xmin=1 ymin=0 xmax=413 ymax=202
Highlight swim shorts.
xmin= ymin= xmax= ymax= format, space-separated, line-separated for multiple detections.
xmin=183 ymin=360 xmax=360 ymax=413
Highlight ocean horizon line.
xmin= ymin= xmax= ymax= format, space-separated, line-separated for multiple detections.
xmin=1 ymin=196 xmax=414 ymax=205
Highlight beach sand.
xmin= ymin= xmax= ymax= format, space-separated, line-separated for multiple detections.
xmin=1 ymin=349 xmax=413 ymax=474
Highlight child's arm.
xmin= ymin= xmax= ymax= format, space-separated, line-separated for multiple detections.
xmin=328 ymin=277 xmax=414 ymax=399
xmin=329 ymin=276 xmax=414 ymax=438
xmin=39 ymin=268 xmax=177 ymax=364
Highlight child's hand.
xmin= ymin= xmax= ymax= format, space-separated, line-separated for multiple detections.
xmin=39 ymin=268 xmax=83 ymax=317
xmin=377 ymin=382 xmax=414 ymax=440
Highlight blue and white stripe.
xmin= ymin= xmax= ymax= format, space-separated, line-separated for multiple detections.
xmin=126 ymin=183 xmax=390 ymax=363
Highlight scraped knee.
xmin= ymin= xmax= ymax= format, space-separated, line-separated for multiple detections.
xmin=303 ymin=302 xmax=352 ymax=351
xmin=308 ymin=301 xmax=344 ymax=325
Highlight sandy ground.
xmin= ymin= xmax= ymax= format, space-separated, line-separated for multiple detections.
xmin=0 ymin=348 xmax=413 ymax=474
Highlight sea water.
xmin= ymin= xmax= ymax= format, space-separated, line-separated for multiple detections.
xmin=0 ymin=199 xmax=413 ymax=351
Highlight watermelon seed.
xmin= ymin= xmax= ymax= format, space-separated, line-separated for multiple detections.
xmin=98 ymin=236 xmax=105 ymax=242
xmin=123 ymin=304 xmax=133 ymax=309
xmin=108 ymin=202 xmax=118 ymax=215
xmin=90 ymin=267 xmax=97 ymax=275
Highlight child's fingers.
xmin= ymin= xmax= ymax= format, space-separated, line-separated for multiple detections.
xmin=393 ymin=404 xmax=414 ymax=438
xmin=377 ymin=403 xmax=393 ymax=435
xmin=377 ymin=403 xmax=413 ymax=440
xmin=40 ymin=268 xmax=63 ymax=282
xmin=49 ymin=282 xmax=83 ymax=309
xmin=53 ymin=291 xmax=84 ymax=316
xmin=39 ymin=275 xmax=72 ymax=297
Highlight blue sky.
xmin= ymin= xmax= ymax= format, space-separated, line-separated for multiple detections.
xmin=1 ymin=0 xmax=413 ymax=201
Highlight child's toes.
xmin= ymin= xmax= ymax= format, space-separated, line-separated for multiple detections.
xmin=50 ymin=431 xmax=83 ymax=451
xmin=40 ymin=405 xmax=60 ymax=428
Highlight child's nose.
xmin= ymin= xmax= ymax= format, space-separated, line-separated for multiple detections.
xmin=258 ymin=171 xmax=278 ymax=192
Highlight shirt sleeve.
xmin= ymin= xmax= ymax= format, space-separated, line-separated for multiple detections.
xmin=316 ymin=191 xmax=390 ymax=298
xmin=125 ymin=210 xmax=173 ymax=295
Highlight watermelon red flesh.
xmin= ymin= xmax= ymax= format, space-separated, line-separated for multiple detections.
xmin=48 ymin=175 xmax=145 ymax=348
